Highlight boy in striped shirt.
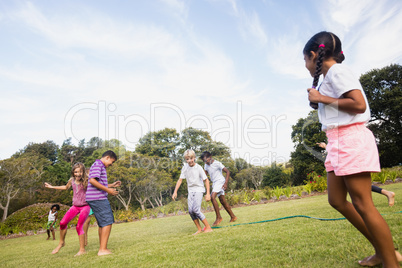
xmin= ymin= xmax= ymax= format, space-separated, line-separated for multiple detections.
xmin=86 ymin=150 xmax=121 ymax=256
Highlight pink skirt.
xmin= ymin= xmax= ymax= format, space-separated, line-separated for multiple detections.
xmin=325 ymin=123 xmax=380 ymax=176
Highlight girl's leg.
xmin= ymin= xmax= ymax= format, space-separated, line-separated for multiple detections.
xmin=75 ymin=206 xmax=90 ymax=256
xmin=52 ymin=206 xmax=80 ymax=254
xmin=83 ymin=216 xmax=91 ymax=246
xmin=52 ymin=228 xmax=67 ymax=254
xmin=344 ymin=173 xmax=398 ymax=267
xmin=50 ymin=227 xmax=56 ymax=240
xmin=218 ymin=195 xmax=237 ymax=222
xmin=327 ymin=172 xmax=376 ymax=246
xmin=210 ymin=192 xmax=223 ymax=226
xmin=46 ymin=229 xmax=50 ymax=239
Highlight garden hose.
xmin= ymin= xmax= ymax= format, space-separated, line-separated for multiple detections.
xmin=211 ymin=211 xmax=402 ymax=229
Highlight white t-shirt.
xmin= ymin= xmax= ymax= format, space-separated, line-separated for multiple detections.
xmin=204 ymin=160 xmax=226 ymax=184
xmin=180 ymin=163 xmax=207 ymax=193
xmin=318 ymin=64 xmax=370 ymax=131
xmin=48 ymin=210 xmax=57 ymax=221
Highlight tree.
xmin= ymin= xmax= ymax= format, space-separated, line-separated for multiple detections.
xmin=360 ymin=64 xmax=402 ymax=167
xmin=289 ymin=111 xmax=326 ymax=185
xmin=177 ymin=127 xmax=231 ymax=159
xmin=60 ymin=138 xmax=85 ymax=164
xmin=108 ymin=153 xmax=174 ymax=211
xmin=235 ymin=167 xmax=264 ymax=189
xmin=263 ymin=162 xmax=290 ymax=188
xmin=0 ymin=156 xmax=49 ymax=222
xmin=135 ymin=128 xmax=180 ymax=158
xmin=13 ymin=140 xmax=59 ymax=164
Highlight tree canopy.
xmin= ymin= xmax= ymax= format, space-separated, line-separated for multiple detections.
xmin=360 ymin=64 xmax=402 ymax=167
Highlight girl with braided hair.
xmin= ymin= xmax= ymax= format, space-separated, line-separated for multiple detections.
xmin=303 ymin=31 xmax=401 ymax=267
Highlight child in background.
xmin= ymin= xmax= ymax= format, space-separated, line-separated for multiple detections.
xmin=45 ymin=162 xmax=90 ymax=256
xmin=201 ymin=151 xmax=237 ymax=226
xmin=86 ymin=150 xmax=121 ymax=256
xmin=172 ymin=149 xmax=213 ymax=235
xmin=41 ymin=204 xmax=59 ymax=240
xmin=304 ymin=31 xmax=401 ymax=267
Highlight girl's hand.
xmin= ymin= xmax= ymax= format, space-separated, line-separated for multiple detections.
xmin=44 ymin=182 xmax=52 ymax=188
xmin=172 ymin=192 xmax=177 ymax=200
xmin=307 ymin=88 xmax=322 ymax=103
xmin=205 ymin=194 xmax=211 ymax=202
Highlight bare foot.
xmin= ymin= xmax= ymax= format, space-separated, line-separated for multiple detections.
xmin=192 ymin=230 xmax=202 ymax=235
xmin=212 ymin=218 xmax=223 ymax=226
xmin=358 ymin=251 xmax=402 ymax=267
xmin=46 ymin=237 xmax=50 ymax=240
xmin=97 ymin=249 xmax=112 ymax=256
xmin=51 ymin=242 xmax=65 ymax=254
xmin=203 ymin=228 xmax=213 ymax=233
xmin=358 ymin=254 xmax=381 ymax=267
xmin=53 ymin=238 xmax=55 ymax=240
xmin=386 ymin=191 xmax=395 ymax=206
xmin=74 ymin=250 xmax=86 ymax=257
xmin=230 ymin=216 xmax=237 ymax=222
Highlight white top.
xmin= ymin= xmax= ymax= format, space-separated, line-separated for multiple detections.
xmin=318 ymin=64 xmax=370 ymax=131
xmin=204 ymin=160 xmax=226 ymax=184
xmin=48 ymin=210 xmax=57 ymax=221
xmin=180 ymin=163 xmax=207 ymax=193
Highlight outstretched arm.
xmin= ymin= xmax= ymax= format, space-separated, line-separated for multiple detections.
xmin=172 ymin=178 xmax=183 ymax=200
xmin=44 ymin=179 xmax=72 ymax=190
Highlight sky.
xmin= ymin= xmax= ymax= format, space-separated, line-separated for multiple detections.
xmin=0 ymin=0 xmax=401 ymax=165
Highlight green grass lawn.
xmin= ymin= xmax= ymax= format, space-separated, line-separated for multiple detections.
xmin=1 ymin=183 xmax=401 ymax=268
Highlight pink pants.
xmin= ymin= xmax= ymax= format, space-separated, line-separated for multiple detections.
xmin=59 ymin=205 xmax=90 ymax=236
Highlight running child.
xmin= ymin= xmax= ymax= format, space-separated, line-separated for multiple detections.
xmin=304 ymin=31 xmax=401 ymax=267
xmin=172 ymin=149 xmax=213 ymax=235
xmin=201 ymin=151 xmax=237 ymax=226
xmin=45 ymin=162 xmax=90 ymax=256
xmin=40 ymin=204 xmax=59 ymax=240
xmin=86 ymin=150 xmax=121 ymax=256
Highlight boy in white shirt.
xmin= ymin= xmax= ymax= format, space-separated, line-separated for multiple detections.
xmin=201 ymin=151 xmax=237 ymax=226
xmin=172 ymin=149 xmax=213 ymax=235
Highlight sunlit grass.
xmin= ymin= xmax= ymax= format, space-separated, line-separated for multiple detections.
xmin=1 ymin=183 xmax=401 ymax=267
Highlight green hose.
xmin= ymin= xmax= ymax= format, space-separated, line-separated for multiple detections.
xmin=211 ymin=211 xmax=402 ymax=229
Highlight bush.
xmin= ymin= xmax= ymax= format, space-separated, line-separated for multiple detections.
xmin=372 ymin=171 xmax=389 ymax=184
xmin=272 ymin=186 xmax=282 ymax=200
xmin=305 ymin=171 xmax=327 ymax=192
xmin=1 ymin=203 xmax=71 ymax=236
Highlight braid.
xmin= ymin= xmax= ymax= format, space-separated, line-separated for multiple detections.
xmin=310 ymin=46 xmax=325 ymax=109
xmin=312 ymin=46 xmax=325 ymax=88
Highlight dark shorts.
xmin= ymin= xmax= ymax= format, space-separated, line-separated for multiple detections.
xmin=87 ymin=199 xmax=114 ymax=227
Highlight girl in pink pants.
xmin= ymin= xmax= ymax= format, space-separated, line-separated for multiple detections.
xmin=45 ymin=162 xmax=90 ymax=256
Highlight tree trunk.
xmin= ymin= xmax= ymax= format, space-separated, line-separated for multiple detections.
xmin=1 ymin=194 xmax=11 ymax=222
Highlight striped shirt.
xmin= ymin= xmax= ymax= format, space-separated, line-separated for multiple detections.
xmin=86 ymin=159 xmax=108 ymax=201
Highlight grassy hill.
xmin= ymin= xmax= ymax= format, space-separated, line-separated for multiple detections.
xmin=0 ymin=183 xmax=401 ymax=268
